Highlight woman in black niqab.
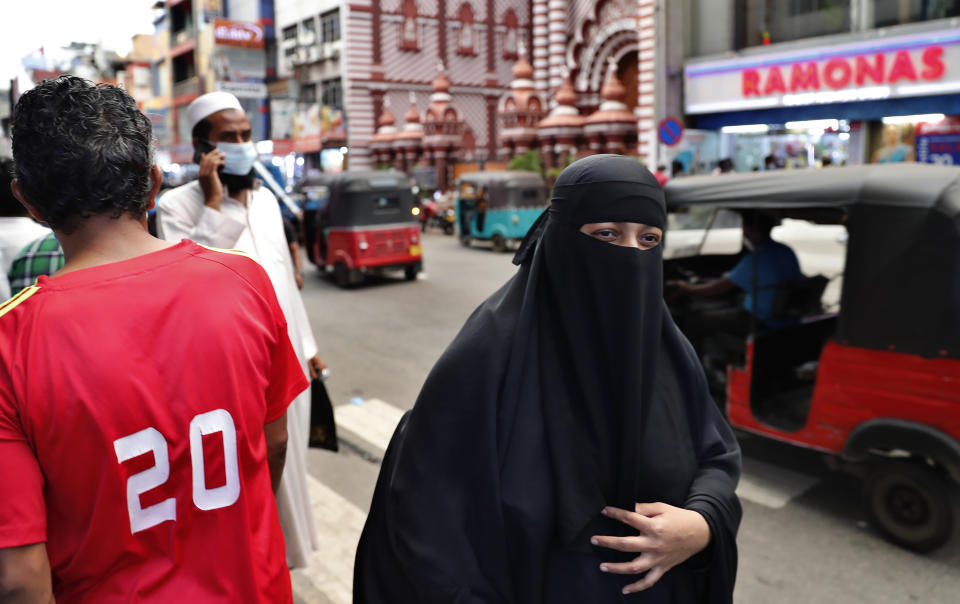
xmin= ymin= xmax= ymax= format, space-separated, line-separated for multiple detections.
xmin=354 ymin=155 xmax=742 ymax=603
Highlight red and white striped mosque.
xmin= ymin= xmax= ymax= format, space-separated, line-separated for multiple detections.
xmin=345 ymin=0 xmax=657 ymax=188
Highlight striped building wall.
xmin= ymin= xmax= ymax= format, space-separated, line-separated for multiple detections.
xmin=547 ymin=0 xmax=566 ymax=95
xmin=636 ymin=0 xmax=655 ymax=165
xmin=345 ymin=0 xmax=531 ymax=169
xmin=531 ymin=0 xmax=549 ymax=94
xmin=346 ymin=0 xmax=660 ymax=170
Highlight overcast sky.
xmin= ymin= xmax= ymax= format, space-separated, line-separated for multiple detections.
xmin=1 ymin=0 xmax=157 ymax=83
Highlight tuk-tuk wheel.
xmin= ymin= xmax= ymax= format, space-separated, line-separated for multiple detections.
xmin=863 ymin=460 xmax=953 ymax=553
xmin=334 ymin=262 xmax=351 ymax=288
xmin=491 ymin=234 xmax=507 ymax=253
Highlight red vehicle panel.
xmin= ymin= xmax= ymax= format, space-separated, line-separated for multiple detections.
xmin=728 ymin=341 xmax=960 ymax=453
xmin=325 ymin=225 xmax=423 ymax=270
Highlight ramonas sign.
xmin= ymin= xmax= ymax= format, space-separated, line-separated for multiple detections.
xmin=685 ymin=29 xmax=960 ymax=114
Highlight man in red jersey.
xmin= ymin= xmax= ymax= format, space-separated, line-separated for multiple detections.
xmin=0 ymin=77 xmax=307 ymax=603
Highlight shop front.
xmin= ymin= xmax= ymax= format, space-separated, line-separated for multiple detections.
xmin=684 ymin=21 xmax=960 ymax=171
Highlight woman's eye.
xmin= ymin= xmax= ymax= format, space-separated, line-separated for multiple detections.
xmin=593 ymin=229 xmax=617 ymax=239
xmin=639 ymin=233 xmax=662 ymax=247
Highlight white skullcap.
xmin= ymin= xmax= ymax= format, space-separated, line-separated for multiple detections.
xmin=186 ymin=91 xmax=244 ymax=132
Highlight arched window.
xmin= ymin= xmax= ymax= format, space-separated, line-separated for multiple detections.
xmin=502 ymin=9 xmax=519 ymax=60
xmin=401 ymin=0 xmax=419 ymax=51
xmin=457 ymin=3 xmax=476 ymax=56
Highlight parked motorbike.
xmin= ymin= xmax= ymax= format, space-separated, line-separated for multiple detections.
xmin=429 ymin=208 xmax=456 ymax=235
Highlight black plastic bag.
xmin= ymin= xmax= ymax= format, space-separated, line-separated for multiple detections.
xmin=308 ymin=378 xmax=339 ymax=451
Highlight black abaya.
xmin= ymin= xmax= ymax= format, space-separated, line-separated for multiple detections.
xmin=354 ymin=155 xmax=742 ymax=603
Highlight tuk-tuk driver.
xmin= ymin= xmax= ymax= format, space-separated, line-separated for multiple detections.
xmin=666 ymin=211 xmax=803 ymax=358
xmin=476 ymin=185 xmax=488 ymax=232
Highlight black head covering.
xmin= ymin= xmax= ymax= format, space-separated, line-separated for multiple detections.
xmin=355 ymin=155 xmax=741 ymax=603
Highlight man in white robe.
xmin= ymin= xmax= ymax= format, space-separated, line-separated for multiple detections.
xmin=1 ymin=158 xmax=51 ymax=299
xmin=157 ymin=91 xmax=322 ymax=569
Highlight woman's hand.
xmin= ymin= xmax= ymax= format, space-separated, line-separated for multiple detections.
xmin=591 ymin=502 xmax=711 ymax=595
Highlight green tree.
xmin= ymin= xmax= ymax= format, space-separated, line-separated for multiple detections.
xmin=507 ymin=150 xmax=542 ymax=173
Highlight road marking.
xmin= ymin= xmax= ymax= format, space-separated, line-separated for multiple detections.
xmin=334 ymin=398 xmax=404 ymax=455
xmin=736 ymin=457 xmax=821 ymax=509
xmin=293 ymin=473 xmax=367 ymax=604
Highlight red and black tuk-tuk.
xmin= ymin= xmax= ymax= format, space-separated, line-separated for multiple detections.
xmin=307 ymin=170 xmax=422 ymax=287
xmin=663 ymin=164 xmax=960 ymax=552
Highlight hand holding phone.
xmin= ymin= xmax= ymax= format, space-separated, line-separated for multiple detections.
xmin=196 ymin=141 xmax=226 ymax=211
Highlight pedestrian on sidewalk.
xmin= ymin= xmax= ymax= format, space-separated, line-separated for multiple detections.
xmin=355 ymin=154 xmax=741 ymax=603
xmin=157 ymin=91 xmax=323 ymax=569
xmin=0 ymin=158 xmax=51 ymax=299
xmin=0 ymin=76 xmax=307 ymax=602
xmin=7 ymin=231 xmax=65 ymax=294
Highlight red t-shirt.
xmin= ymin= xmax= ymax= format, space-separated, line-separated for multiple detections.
xmin=0 ymin=240 xmax=308 ymax=603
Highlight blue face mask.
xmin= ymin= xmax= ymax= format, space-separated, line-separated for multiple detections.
xmin=215 ymin=141 xmax=258 ymax=175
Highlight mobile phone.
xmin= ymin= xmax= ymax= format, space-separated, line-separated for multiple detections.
xmin=193 ymin=139 xmax=218 ymax=166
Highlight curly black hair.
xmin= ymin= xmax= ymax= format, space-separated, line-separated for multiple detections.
xmin=11 ymin=76 xmax=154 ymax=233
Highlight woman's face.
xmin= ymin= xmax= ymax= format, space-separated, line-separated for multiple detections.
xmin=579 ymin=222 xmax=663 ymax=250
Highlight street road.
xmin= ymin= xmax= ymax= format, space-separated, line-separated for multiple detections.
xmin=294 ymin=232 xmax=959 ymax=604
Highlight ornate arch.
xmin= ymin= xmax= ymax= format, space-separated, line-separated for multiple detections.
xmin=578 ymin=26 xmax=639 ymax=92
xmin=566 ymin=0 xmax=639 ymax=94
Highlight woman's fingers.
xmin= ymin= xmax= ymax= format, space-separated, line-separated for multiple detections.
xmin=621 ymin=565 xmax=666 ymax=594
xmin=601 ymin=506 xmax=655 ymax=532
xmin=590 ymin=534 xmax=655 ymax=553
xmin=634 ymin=502 xmax=667 ymax=516
xmin=598 ymin=553 xmax=657 ymax=576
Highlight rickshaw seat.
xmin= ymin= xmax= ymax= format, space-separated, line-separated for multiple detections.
xmin=771 ymin=275 xmax=829 ymax=319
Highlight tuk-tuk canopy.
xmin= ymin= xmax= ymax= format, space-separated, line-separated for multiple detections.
xmin=664 ymin=164 xmax=960 ymax=360
xmin=316 ymin=170 xmax=418 ymax=228
xmin=457 ymin=171 xmax=548 ymax=209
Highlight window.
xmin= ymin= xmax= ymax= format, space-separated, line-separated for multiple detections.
xmin=741 ymin=0 xmax=850 ymax=49
xmin=873 ymin=0 xmax=960 ymax=27
xmin=152 ymin=63 xmax=160 ymax=97
xmin=282 ymin=24 xmax=298 ymax=42
xmin=300 ymin=83 xmax=317 ymax=104
xmin=400 ymin=0 xmax=419 ymax=51
xmin=284 ymin=46 xmax=297 ymax=57
xmin=170 ymin=3 xmax=193 ymax=35
xmin=457 ymin=3 xmax=477 ymax=56
xmin=172 ymin=52 xmax=196 ymax=83
xmin=321 ymin=9 xmax=341 ymax=43
xmin=322 ymin=78 xmax=343 ymax=109
xmin=301 ymin=17 xmax=317 ymax=43
xmin=502 ymin=9 xmax=519 ymax=60
xmin=373 ymin=195 xmax=400 ymax=212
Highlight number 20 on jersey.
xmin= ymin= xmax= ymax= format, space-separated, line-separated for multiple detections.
xmin=113 ymin=408 xmax=240 ymax=534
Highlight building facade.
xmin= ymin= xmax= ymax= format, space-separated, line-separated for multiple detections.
xmin=153 ymin=0 xmax=272 ymax=164
xmin=672 ymin=1 xmax=960 ymax=173
xmin=345 ymin=0 xmax=659 ymax=187
xmin=273 ymin=0 xmax=347 ymax=170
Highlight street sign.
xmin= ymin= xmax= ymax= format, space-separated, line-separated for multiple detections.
xmin=658 ymin=117 xmax=684 ymax=146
